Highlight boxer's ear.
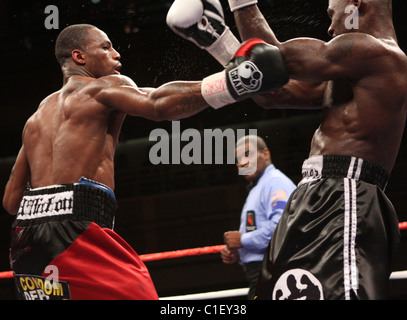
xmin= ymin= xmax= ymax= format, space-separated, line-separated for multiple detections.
xmin=72 ymin=49 xmax=86 ymax=65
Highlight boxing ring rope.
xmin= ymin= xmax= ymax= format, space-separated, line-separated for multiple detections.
xmin=0 ymin=271 xmax=13 ymax=280
xmin=139 ymin=244 xmax=224 ymax=262
xmin=0 ymin=222 xmax=406 ymax=299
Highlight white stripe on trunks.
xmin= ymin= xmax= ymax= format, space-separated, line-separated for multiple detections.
xmin=343 ymin=157 xmax=360 ymax=299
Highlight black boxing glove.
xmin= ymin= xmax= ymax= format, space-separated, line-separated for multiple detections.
xmin=201 ymin=39 xmax=289 ymax=108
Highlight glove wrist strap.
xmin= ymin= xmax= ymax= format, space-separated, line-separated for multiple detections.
xmin=228 ymin=0 xmax=258 ymax=12
xmin=207 ymin=27 xmax=241 ymax=66
xmin=201 ymin=71 xmax=236 ymax=109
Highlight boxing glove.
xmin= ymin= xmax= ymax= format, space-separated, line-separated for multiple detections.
xmin=166 ymin=0 xmax=240 ymax=66
xmin=202 ymin=39 xmax=288 ymax=109
xmin=228 ymin=0 xmax=258 ymax=12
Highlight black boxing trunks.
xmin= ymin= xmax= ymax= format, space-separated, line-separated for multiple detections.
xmin=9 ymin=177 xmax=158 ymax=300
xmin=255 ymin=155 xmax=400 ymax=300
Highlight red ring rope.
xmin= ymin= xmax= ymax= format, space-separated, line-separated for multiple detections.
xmin=140 ymin=244 xmax=224 ymax=262
xmin=0 ymin=222 xmax=406 ymax=279
xmin=0 ymin=271 xmax=13 ymax=280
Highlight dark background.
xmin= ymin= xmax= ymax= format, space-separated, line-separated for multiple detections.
xmin=0 ymin=0 xmax=406 ymax=299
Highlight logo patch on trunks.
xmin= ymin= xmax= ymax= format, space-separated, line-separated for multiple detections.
xmin=272 ymin=269 xmax=324 ymax=300
xmin=17 ymin=191 xmax=74 ymax=219
xmin=14 ymin=274 xmax=71 ymax=300
xmin=299 ymin=156 xmax=323 ymax=186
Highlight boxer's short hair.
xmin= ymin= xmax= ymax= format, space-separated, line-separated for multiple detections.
xmin=55 ymin=24 xmax=96 ymax=66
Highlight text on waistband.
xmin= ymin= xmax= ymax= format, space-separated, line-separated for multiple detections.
xmin=17 ymin=191 xmax=74 ymax=219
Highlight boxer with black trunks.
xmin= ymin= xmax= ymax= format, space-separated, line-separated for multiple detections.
xmin=167 ymin=0 xmax=407 ymax=299
xmin=3 ymin=24 xmax=288 ymax=299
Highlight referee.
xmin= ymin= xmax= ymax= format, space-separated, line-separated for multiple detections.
xmin=221 ymin=135 xmax=296 ymax=300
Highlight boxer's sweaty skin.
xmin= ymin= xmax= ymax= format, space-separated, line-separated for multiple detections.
xmin=3 ymin=26 xmax=209 ymax=214
xmin=233 ymin=2 xmax=407 ymax=174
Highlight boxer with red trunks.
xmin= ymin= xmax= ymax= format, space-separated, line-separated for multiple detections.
xmin=3 ymin=23 xmax=288 ymax=299
xmin=10 ymin=178 xmax=159 ymax=300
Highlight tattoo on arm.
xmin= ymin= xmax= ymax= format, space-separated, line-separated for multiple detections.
xmin=172 ymin=84 xmax=204 ymax=115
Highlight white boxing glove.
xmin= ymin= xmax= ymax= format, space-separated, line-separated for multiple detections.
xmin=166 ymin=0 xmax=240 ymax=66
xmin=228 ymin=0 xmax=258 ymax=12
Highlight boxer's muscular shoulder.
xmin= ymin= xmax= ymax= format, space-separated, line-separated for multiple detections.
xmin=94 ymin=74 xmax=137 ymax=89
xmin=81 ymin=75 xmax=137 ymax=101
xmin=62 ymin=75 xmax=137 ymax=101
xmin=327 ymin=33 xmax=399 ymax=66
xmin=35 ymin=91 xmax=60 ymax=111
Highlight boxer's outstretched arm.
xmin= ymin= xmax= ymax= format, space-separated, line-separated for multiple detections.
xmin=233 ymin=6 xmax=387 ymax=105
xmin=97 ymin=39 xmax=289 ymax=117
xmin=279 ymin=34 xmax=386 ymax=82
xmin=96 ymin=76 xmax=209 ymax=121
xmin=146 ymin=81 xmax=209 ymax=121
xmin=232 ymin=5 xmax=326 ymax=109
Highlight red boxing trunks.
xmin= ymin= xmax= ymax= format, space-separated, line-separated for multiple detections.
xmin=255 ymin=155 xmax=400 ymax=300
xmin=9 ymin=177 xmax=158 ymax=300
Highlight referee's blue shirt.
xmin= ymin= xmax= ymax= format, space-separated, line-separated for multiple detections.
xmin=238 ymin=164 xmax=296 ymax=265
